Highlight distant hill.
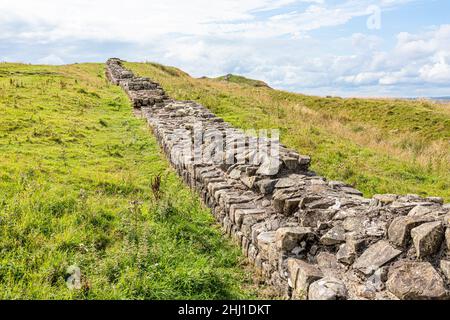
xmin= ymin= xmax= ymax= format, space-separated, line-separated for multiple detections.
xmin=205 ymin=73 xmax=271 ymax=88
xmin=430 ymin=96 xmax=450 ymax=102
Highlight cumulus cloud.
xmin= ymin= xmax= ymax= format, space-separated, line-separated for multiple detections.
xmin=0 ymin=0 xmax=448 ymax=97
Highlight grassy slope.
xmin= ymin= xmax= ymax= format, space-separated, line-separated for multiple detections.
xmin=215 ymin=74 xmax=271 ymax=88
xmin=126 ymin=62 xmax=450 ymax=202
xmin=0 ymin=62 xmax=259 ymax=299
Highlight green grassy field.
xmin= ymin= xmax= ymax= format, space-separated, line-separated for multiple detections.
xmin=126 ymin=62 xmax=450 ymax=202
xmin=1 ymin=60 xmax=449 ymax=299
xmin=0 ymin=62 xmax=260 ymax=299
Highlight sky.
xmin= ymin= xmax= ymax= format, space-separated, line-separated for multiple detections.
xmin=0 ymin=0 xmax=449 ymax=97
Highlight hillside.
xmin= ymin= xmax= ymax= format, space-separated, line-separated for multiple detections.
xmin=1 ymin=60 xmax=449 ymax=300
xmin=215 ymin=74 xmax=271 ymax=88
xmin=125 ymin=62 xmax=450 ymax=202
xmin=0 ymin=63 xmax=260 ymax=299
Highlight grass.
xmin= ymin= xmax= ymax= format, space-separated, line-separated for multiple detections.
xmin=0 ymin=62 xmax=260 ymax=299
xmin=215 ymin=74 xmax=271 ymax=88
xmin=125 ymin=62 xmax=450 ymax=202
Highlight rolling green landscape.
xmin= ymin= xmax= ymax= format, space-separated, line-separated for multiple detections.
xmin=0 ymin=63 xmax=260 ymax=299
xmin=126 ymin=62 xmax=450 ymax=202
xmin=0 ymin=60 xmax=449 ymax=299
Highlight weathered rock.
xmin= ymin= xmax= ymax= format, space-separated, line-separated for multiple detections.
xmin=365 ymin=267 xmax=388 ymax=292
xmin=300 ymin=209 xmax=336 ymax=228
xmin=255 ymin=179 xmax=278 ymax=194
xmin=411 ymin=221 xmax=444 ymax=258
xmin=308 ymin=277 xmax=348 ymax=300
xmin=275 ymin=227 xmax=313 ymax=251
xmin=256 ymin=157 xmax=281 ymax=176
xmin=445 ymin=228 xmax=450 ymax=251
xmin=386 ymin=262 xmax=447 ymax=300
xmin=320 ymin=225 xmax=346 ymax=245
xmin=440 ymin=260 xmax=450 ymax=280
xmin=336 ymin=242 xmax=356 ymax=265
xmin=353 ymin=240 xmax=402 ymax=275
xmin=283 ymin=197 xmax=302 ymax=216
xmin=408 ymin=205 xmax=434 ymax=217
xmin=388 ymin=216 xmax=428 ymax=247
xmin=316 ymin=252 xmax=339 ymax=270
xmin=256 ymin=231 xmax=276 ymax=255
xmin=373 ymin=194 xmax=398 ymax=205
xmin=287 ymin=259 xmax=323 ymax=298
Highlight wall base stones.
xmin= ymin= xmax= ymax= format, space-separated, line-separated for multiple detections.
xmin=106 ymin=58 xmax=450 ymax=300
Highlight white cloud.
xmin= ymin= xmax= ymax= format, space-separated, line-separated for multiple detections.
xmin=37 ymin=54 xmax=65 ymax=65
xmin=0 ymin=0 xmax=448 ymax=97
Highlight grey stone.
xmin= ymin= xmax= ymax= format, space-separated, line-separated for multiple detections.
xmin=275 ymin=227 xmax=313 ymax=251
xmin=365 ymin=267 xmax=388 ymax=292
xmin=240 ymin=176 xmax=256 ymax=189
xmin=408 ymin=205 xmax=434 ymax=217
xmin=234 ymin=208 xmax=267 ymax=227
xmin=275 ymin=178 xmax=296 ymax=188
xmin=256 ymin=179 xmax=278 ymax=194
xmin=300 ymin=209 xmax=336 ymax=228
xmin=388 ymin=216 xmax=429 ymax=247
xmin=411 ymin=221 xmax=444 ymax=258
xmin=256 ymin=157 xmax=281 ymax=176
xmin=287 ymin=259 xmax=323 ymax=298
xmin=308 ymin=277 xmax=348 ymax=300
xmin=283 ymin=157 xmax=299 ymax=170
xmin=256 ymin=231 xmax=276 ymax=255
xmin=316 ymin=252 xmax=339 ymax=270
xmin=386 ymin=262 xmax=447 ymax=300
xmin=353 ymin=240 xmax=402 ymax=275
xmin=373 ymin=194 xmax=398 ymax=204
xmin=440 ymin=260 xmax=450 ymax=280
xmin=446 ymin=228 xmax=450 ymax=251
xmin=336 ymin=242 xmax=356 ymax=265
xmin=320 ymin=226 xmax=346 ymax=245
xmin=283 ymin=197 xmax=302 ymax=216
xmin=340 ymin=186 xmax=363 ymax=196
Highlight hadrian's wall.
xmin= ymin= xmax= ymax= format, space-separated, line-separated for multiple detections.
xmin=106 ymin=58 xmax=450 ymax=300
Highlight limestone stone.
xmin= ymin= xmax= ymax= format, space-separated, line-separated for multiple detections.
xmin=300 ymin=209 xmax=336 ymax=228
xmin=373 ymin=194 xmax=398 ymax=204
xmin=388 ymin=216 xmax=428 ymax=247
xmin=308 ymin=277 xmax=347 ymax=300
xmin=445 ymin=228 xmax=450 ymax=251
xmin=256 ymin=231 xmax=276 ymax=255
xmin=255 ymin=179 xmax=278 ymax=194
xmin=365 ymin=267 xmax=388 ymax=292
xmin=287 ymin=259 xmax=323 ymax=297
xmin=275 ymin=227 xmax=313 ymax=251
xmin=386 ymin=262 xmax=447 ymax=300
xmin=320 ymin=225 xmax=346 ymax=245
xmin=411 ymin=221 xmax=444 ymax=258
xmin=336 ymin=242 xmax=356 ymax=265
xmin=408 ymin=205 xmax=434 ymax=217
xmin=316 ymin=252 xmax=339 ymax=270
xmin=353 ymin=240 xmax=402 ymax=275
xmin=256 ymin=157 xmax=281 ymax=176
xmin=440 ymin=260 xmax=450 ymax=280
xmin=283 ymin=197 xmax=302 ymax=216
xmin=234 ymin=208 xmax=266 ymax=227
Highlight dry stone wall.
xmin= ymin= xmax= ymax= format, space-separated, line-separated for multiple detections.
xmin=106 ymin=58 xmax=450 ymax=300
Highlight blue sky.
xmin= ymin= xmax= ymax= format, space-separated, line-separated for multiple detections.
xmin=1 ymin=0 xmax=449 ymax=97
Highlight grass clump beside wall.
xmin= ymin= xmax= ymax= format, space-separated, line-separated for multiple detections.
xmin=0 ymin=62 xmax=259 ymax=299
xmin=126 ymin=62 xmax=450 ymax=202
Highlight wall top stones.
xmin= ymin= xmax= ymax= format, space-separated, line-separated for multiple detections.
xmin=106 ymin=58 xmax=450 ymax=300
